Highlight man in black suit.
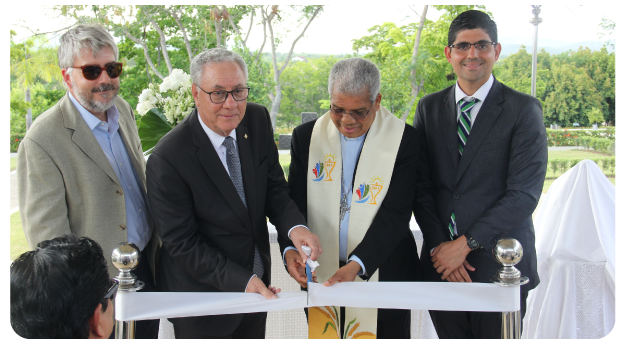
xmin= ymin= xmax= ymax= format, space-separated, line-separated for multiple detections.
xmin=281 ymin=58 xmax=422 ymax=339
xmin=412 ymin=10 xmax=547 ymax=339
xmin=146 ymin=48 xmax=321 ymax=339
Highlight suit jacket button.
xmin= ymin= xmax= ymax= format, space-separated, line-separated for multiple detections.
xmin=119 ymin=225 xmax=126 ymax=231
xmin=454 ymin=194 xmax=460 ymax=199
xmin=116 ymin=189 xmax=124 ymax=196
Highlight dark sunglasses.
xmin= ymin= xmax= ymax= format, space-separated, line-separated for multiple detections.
xmin=72 ymin=62 xmax=123 ymax=80
xmin=104 ymin=279 xmax=119 ymax=301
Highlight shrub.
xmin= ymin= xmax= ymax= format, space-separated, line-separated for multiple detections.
xmin=569 ymin=159 xmax=581 ymax=169
xmin=10 ymin=133 xmax=25 ymax=153
xmin=600 ymin=158 xmax=610 ymax=172
xmin=608 ymin=157 xmax=615 ymax=174
xmin=558 ymin=159 xmax=569 ymax=173
xmin=550 ymin=160 xmax=559 ymax=177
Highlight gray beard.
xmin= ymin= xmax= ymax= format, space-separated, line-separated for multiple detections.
xmin=70 ymin=74 xmax=119 ymax=114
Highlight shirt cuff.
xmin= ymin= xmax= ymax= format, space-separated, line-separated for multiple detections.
xmin=287 ymin=225 xmax=309 ymax=239
xmin=283 ymin=246 xmax=298 ymax=265
xmin=245 ymin=274 xmax=257 ymax=292
xmin=348 ymin=255 xmax=366 ymax=276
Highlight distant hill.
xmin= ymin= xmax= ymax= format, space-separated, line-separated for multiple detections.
xmin=499 ymin=40 xmax=613 ymax=57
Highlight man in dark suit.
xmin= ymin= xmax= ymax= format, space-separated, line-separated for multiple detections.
xmin=146 ymin=48 xmax=321 ymax=339
xmin=412 ymin=10 xmax=547 ymax=339
xmin=281 ymin=58 xmax=422 ymax=339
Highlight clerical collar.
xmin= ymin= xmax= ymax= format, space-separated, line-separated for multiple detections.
xmin=340 ymin=133 xmax=367 ymax=142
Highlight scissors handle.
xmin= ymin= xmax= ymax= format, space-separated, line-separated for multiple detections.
xmin=305 ymin=262 xmax=313 ymax=283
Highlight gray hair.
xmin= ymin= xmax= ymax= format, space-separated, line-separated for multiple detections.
xmin=328 ymin=58 xmax=380 ymax=103
xmin=58 ymin=24 xmax=118 ymax=69
xmin=190 ymin=48 xmax=248 ymax=85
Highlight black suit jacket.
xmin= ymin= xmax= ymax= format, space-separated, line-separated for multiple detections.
xmin=146 ymin=103 xmax=306 ymax=336
xmin=280 ymin=119 xmax=423 ymax=320
xmin=412 ymin=78 xmax=547 ymax=293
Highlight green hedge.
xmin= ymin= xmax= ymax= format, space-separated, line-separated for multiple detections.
xmin=10 ymin=133 xmax=25 ymax=153
xmin=548 ymin=157 xmax=614 ymax=177
xmin=546 ymin=129 xmax=615 ymax=147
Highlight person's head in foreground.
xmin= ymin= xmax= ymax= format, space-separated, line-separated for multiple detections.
xmin=327 ymin=57 xmax=382 ymax=138
xmin=11 ymin=234 xmax=117 ymax=339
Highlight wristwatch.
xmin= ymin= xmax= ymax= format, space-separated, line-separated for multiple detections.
xmin=465 ymin=234 xmax=482 ymax=251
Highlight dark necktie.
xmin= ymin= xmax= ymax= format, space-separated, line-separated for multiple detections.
xmin=223 ymin=136 xmax=264 ymax=279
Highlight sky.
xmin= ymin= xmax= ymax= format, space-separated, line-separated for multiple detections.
xmin=7 ymin=3 xmax=618 ymax=55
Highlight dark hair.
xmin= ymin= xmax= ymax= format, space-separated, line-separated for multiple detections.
xmin=10 ymin=235 xmax=110 ymax=339
xmin=448 ymin=10 xmax=498 ymax=46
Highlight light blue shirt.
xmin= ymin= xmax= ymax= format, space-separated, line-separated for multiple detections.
xmin=69 ymin=92 xmax=152 ymax=251
xmin=339 ymin=133 xmax=367 ymax=275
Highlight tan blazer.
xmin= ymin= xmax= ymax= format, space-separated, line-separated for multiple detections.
xmin=17 ymin=93 xmax=159 ymax=281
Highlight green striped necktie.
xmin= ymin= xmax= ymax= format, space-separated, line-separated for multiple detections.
xmin=449 ymin=97 xmax=480 ymax=239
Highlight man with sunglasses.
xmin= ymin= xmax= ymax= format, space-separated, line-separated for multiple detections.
xmin=17 ymin=24 xmax=160 ymax=338
xmin=11 ymin=234 xmax=117 ymax=339
xmin=280 ymin=58 xmax=422 ymax=338
xmin=412 ymin=10 xmax=547 ymax=338
xmin=146 ymin=48 xmax=320 ymax=339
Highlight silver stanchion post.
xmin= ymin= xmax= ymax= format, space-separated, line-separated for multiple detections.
xmin=111 ymin=243 xmax=145 ymax=339
xmin=491 ymin=238 xmax=528 ymax=339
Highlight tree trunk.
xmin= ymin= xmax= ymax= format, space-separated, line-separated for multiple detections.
xmin=216 ymin=22 xmax=223 ymax=48
xmin=171 ymin=9 xmax=194 ymax=63
xmin=25 ymin=87 xmax=32 ymax=131
xmin=401 ymin=5 xmax=428 ymax=122
xmin=270 ymin=83 xmax=282 ymax=129
xmin=123 ymin=28 xmax=164 ymax=80
xmin=148 ymin=16 xmax=173 ymax=74
xmin=265 ymin=5 xmax=322 ymax=129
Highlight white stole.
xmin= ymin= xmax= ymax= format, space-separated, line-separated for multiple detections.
xmin=306 ymin=106 xmax=405 ymax=339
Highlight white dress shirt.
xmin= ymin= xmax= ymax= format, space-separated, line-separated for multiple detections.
xmin=454 ymin=74 xmax=495 ymax=126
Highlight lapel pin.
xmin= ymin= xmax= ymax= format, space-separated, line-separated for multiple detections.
xmin=244 ymin=134 xmax=248 ymax=139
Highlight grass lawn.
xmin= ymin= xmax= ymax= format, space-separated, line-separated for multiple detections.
xmin=279 ymin=153 xmax=290 ymax=168
xmin=10 ymin=211 xmax=29 ymax=261
xmin=10 ymin=157 xmax=16 ymax=172
xmin=545 ymin=149 xmax=614 ymax=182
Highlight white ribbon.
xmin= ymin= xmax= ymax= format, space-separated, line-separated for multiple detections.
xmin=116 ymin=282 xmax=520 ymax=321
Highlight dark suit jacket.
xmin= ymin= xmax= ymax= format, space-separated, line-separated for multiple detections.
xmin=280 ymin=119 xmax=423 ymax=321
xmin=412 ymin=78 xmax=547 ymax=293
xmin=146 ymin=103 xmax=306 ymax=336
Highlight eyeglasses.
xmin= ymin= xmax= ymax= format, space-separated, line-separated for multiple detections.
xmin=449 ymin=41 xmax=497 ymax=53
xmin=329 ymin=102 xmax=374 ymax=120
xmin=195 ymin=84 xmax=250 ymax=104
xmin=71 ymin=62 xmax=124 ymax=80
xmin=104 ymin=279 xmax=119 ymax=302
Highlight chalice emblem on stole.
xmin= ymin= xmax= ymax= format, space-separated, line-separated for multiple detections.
xmin=323 ymin=154 xmax=336 ymax=181
xmin=368 ymin=177 xmax=384 ymax=205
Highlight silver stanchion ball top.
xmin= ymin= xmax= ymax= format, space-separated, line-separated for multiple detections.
xmin=493 ymin=238 xmax=524 ymax=267
xmin=111 ymin=242 xmax=140 ymax=272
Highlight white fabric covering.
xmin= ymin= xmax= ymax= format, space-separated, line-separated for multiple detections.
xmin=523 ymin=160 xmax=615 ymax=338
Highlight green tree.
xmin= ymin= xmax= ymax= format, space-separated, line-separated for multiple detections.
xmin=352 ymin=5 xmax=490 ymax=124
xmin=261 ymin=5 xmax=324 ymax=129
xmin=10 ymin=32 xmax=63 ymax=131
xmin=279 ymin=56 xmax=340 ymax=128
xmin=542 ymin=61 xmax=603 ymax=127
xmin=598 ymin=17 xmax=615 ymax=50
xmin=493 ymin=46 xmax=548 ymax=97
xmin=586 ymin=107 xmax=604 ymax=126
